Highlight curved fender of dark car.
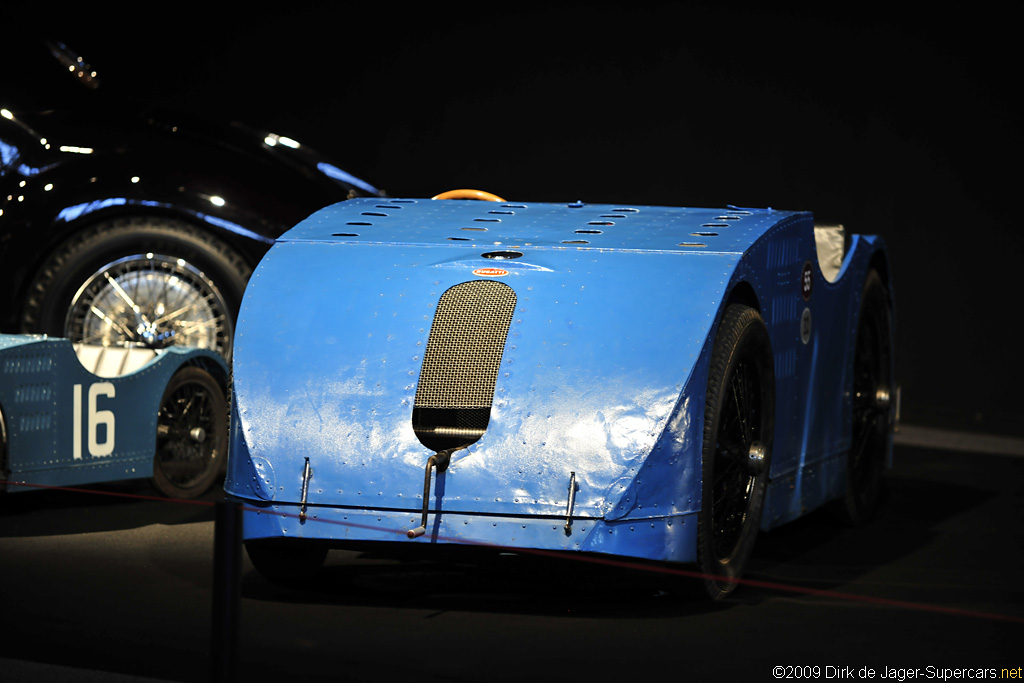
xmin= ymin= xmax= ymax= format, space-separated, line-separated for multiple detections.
xmin=0 ymin=103 xmax=381 ymax=331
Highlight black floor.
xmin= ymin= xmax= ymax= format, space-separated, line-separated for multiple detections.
xmin=1 ymin=441 xmax=1021 ymax=682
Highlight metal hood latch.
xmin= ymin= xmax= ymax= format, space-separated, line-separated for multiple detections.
xmin=407 ymin=447 xmax=461 ymax=539
xmin=299 ymin=457 xmax=313 ymax=522
xmin=564 ymin=471 xmax=579 ymax=536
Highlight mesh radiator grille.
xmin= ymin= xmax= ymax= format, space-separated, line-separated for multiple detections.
xmin=414 ymin=280 xmax=516 ymax=409
xmin=412 ymin=280 xmax=516 ymax=451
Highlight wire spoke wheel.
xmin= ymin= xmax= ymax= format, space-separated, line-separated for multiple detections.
xmin=21 ymin=216 xmax=250 ymax=362
xmin=66 ymin=254 xmax=232 ymax=358
xmin=836 ymin=269 xmax=892 ymax=524
xmin=712 ymin=344 xmax=764 ymax=560
xmin=697 ymin=304 xmax=774 ymax=600
xmin=152 ymin=366 xmax=226 ymax=499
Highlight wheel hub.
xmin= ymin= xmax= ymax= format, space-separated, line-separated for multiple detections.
xmin=138 ymin=325 xmax=177 ymax=349
xmin=874 ymin=386 xmax=891 ymax=410
xmin=747 ymin=440 xmax=768 ymax=474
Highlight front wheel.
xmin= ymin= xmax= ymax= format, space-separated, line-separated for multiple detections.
xmin=834 ymin=269 xmax=893 ymax=525
xmin=22 ymin=216 xmax=251 ymax=360
xmin=696 ymin=304 xmax=775 ymax=600
xmin=152 ymin=366 xmax=227 ymax=499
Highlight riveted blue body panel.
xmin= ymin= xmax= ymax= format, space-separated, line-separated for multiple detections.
xmin=0 ymin=334 xmax=228 ymax=492
xmin=226 ymin=197 xmax=893 ymax=564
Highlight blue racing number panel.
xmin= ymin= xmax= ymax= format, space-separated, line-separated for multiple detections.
xmin=0 ymin=335 xmax=228 ymax=499
xmin=225 ymin=195 xmax=895 ymax=598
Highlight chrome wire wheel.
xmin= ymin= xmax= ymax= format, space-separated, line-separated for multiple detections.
xmin=65 ymin=254 xmax=233 ymax=358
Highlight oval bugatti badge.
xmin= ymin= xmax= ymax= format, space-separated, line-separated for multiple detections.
xmin=473 ymin=267 xmax=509 ymax=277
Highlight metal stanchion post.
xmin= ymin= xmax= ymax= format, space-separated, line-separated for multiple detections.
xmin=211 ymin=499 xmax=242 ymax=682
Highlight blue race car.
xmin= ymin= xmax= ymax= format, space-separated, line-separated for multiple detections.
xmin=0 ymin=334 xmax=228 ymax=499
xmin=225 ymin=190 xmax=895 ymax=598
xmin=1 ymin=40 xmax=382 ymax=360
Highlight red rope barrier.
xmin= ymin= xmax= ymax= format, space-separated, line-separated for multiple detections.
xmin=4 ymin=478 xmax=1022 ymax=625
xmin=1 ymin=479 xmax=215 ymax=506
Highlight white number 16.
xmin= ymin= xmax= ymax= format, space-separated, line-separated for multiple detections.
xmin=73 ymin=382 xmax=116 ymax=460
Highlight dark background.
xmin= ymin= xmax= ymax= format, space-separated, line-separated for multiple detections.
xmin=5 ymin=2 xmax=1021 ymax=435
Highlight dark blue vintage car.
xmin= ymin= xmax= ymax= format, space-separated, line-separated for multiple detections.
xmin=225 ymin=192 xmax=895 ymax=599
xmin=1 ymin=39 xmax=381 ymax=360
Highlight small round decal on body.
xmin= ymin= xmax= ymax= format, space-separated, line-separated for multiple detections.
xmin=801 ymin=261 xmax=813 ymax=301
xmin=473 ymin=267 xmax=509 ymax=277
xmin=801 ymin=307 xmax=812 ymax=344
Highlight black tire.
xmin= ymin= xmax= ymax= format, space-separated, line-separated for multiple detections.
xmin=834 ymin=269 xmax=892 ymax=525
xmin=696 ymin=304 xmax=774 ymax=600
xmin=21 ymin=216 xmax=251 ymax=360
xmin=246 ymin=538 xmax=329 ymax=583
xmin=152 ymin=366 xmax=227 ymax=499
